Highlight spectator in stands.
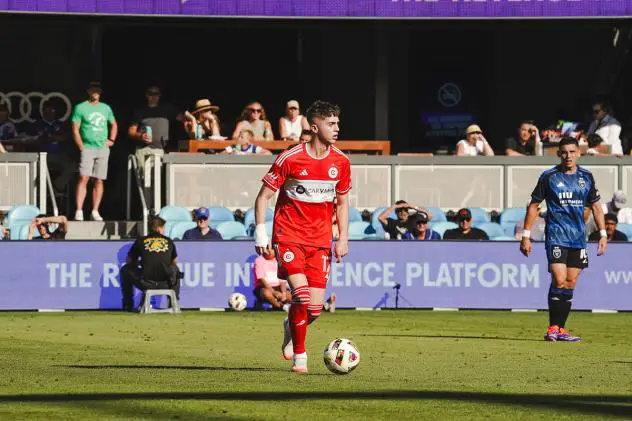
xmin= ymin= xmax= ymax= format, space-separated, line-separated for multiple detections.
xmin=584 ymin=133 xmax=606 ymax=156
xmin=300 ymin=129 xmax=312 ymax=143
xmin=587 ymin=100 xmax=623 ymax=156
xmin=404 ymin=211 xmax=440 ymax=240
xmin=129 ymin=86 xmax=182 ymax=173
xmin=514 ymin=202 xmax=546 ymax=241
xmin=379 ymin=200 xmax=433 ymax=240
xmin=589 ymin=213 xmax=627 ymax=242
xmin=27 ymin=215 xmax=68 ymax=240
xmin=35 ymin=104 xmax=75 ymax=194
xmin=72 ymin=82 xmax=118 ymax=221
xmin=505 ymin=120 xmax=542 ymax=156
xmin=233 ymin=101 xmax=273 ymax=141
xmin=183 ymin=207 xmax=222 ymax=240
xmin=0 ymin=211 xmax=7 ymax=239
xmin=443 ymin=208 xmax=489 ymax=240
xmin=0 ymin=104 xmax=17 ymax=146
xmin=222 ymin=129 xmax=272 ymax=155
xmin=456 ymin=124 xmax=494 ymax=156
xmin=184 ymin=98 xmax=221 ymax=140
xmin=253 ymin=245 xmax=291 ymax=309
xmin=279 ymin=100 xmax=309 ymax=141
xmin=121 ymin=216 xmax=182 ymax=312
xmin=586 ymin=190 xmax=632 ymax=235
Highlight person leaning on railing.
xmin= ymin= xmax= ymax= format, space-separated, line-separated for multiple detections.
xmin=28 ymin=215 xmax=68 ymax=240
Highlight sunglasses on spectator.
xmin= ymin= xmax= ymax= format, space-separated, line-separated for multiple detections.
xmin=249 ymin=108 xmax=263 ymax=113
xmin=197 ymin=216 xmax=208 ymax=221
xmin=288 ymin=107 xmax=298 ymax=110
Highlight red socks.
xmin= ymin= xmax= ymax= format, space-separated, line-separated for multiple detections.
xmin=289 ymin=285 xmax=310 ymax=354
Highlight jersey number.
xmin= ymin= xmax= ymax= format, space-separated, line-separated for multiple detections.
xmin=580 ymin=249 xmax=588 ymax=264
xmin=322 ymin=255 xmax=331 ymax=281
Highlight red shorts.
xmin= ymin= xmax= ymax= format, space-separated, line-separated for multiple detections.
xmin=274 ymin=242 xmax=331 ymax=288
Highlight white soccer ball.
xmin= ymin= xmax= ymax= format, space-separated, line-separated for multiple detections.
xmin=228 ymin=292 xmax=247 ymax=311
xmin=323 ymin=338 xmax=360 ymax=374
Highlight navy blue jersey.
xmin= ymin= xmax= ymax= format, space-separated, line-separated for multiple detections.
xmin=531 ymin=165 xmax=600 ymax=248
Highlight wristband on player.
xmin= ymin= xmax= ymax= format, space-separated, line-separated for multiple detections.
xmin=255 ymin=223 xmax=269 ymax=248
xmin=600 ymin=229 xmax=607 ymax=238
xmin=521 ymin=229 xmax=531 ymax=239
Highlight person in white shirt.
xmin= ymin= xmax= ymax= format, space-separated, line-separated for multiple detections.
xmin=587 ymin=101 xmax=623 ymax=156
xmin=456 ymin=124 xmax=494 ymax=156
xmin=585 ymin=190 xmax=632 ymax=235
xmin=278 ymin=100 xmax=309 ymax=141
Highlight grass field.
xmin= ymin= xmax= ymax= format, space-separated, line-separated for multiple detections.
xmin=1 ymin=310 xmax=631 ymax=421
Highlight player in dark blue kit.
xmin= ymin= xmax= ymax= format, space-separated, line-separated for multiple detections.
xmin=520 ymin=137 xmax=607 ymax=342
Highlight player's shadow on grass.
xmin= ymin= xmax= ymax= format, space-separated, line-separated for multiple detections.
xmin=361 ymin=334 xmax=542 ymax=342
xmin=0 ymin=391 xmax=630 ymax=417
xmin=63 ymin=364 xmax=279 ymax=372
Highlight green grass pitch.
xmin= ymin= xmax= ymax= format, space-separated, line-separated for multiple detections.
xmin=0 ymin=310 xmax=631 ymax=420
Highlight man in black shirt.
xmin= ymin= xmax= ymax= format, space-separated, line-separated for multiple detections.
xmin=443 ymin=208 xmax=489 ymax=240
xmin=128 ymin=86 xmax=182 ymax=174
xmin=121 ymin=216 xmax=181 ymax=312
xmin=28 ymin=215 xmax=68 ymax=240
xmin=378 ymin=200 xmax=431 ymax=240
xmin=589 ymin=213 xmax=628 ymax=242
xmin=505 ymin=120 xmax=541 ymax=156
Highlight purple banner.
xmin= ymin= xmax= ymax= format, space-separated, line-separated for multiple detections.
xmin=0 ymin=240 xmax=631 ymax=311
xmin=0 ymin=1 xmax=630 ymax=18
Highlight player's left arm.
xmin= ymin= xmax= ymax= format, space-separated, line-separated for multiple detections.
xmin=335 ymin=193 xmax=349 ymax=263
xmin=588 ymin=174 xmax=607 ymax=256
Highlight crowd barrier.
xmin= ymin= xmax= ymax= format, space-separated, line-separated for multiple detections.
xmin=1 ymin=241 xmax=631 ymax=311
xmin=163 ymin=155 xmax=632 ymax=211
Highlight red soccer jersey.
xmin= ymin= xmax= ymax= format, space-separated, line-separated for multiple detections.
xmin=262 ymin=143 xmax=351 ymax=248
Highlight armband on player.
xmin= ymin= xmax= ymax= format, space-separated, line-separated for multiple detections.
xmin=600 ymin=229 xmax=607 ymax=238
xmin=255 ymin=224 xmax=269 ymax=248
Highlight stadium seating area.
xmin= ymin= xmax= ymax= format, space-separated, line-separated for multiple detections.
xmin=7 ymin=203 xmax=632 ymax=242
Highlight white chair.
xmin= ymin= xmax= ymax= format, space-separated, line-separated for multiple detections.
xmin=140 ymin=289 xmax=181 ymax=314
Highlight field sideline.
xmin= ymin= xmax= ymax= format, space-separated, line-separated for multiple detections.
xmin=0 ymin=310 xmax=631 ymax=420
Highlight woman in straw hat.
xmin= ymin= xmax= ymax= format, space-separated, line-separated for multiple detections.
xmin=232 ymin=101 xmax=274 ymax=141
xmin=184 ymin=99 xmax=222 ymax=139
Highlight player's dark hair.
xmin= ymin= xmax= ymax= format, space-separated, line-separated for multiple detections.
xmin=149 ymin=216 xmax=166 ymax=232
xmin=306 ymin=100 xmax=341 ymax=124
xmin=558 ymin=136 xmax=579 ymax=150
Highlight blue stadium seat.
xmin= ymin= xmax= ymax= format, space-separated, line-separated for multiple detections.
xmin=616 ymin=223 xmax=632 ymax=240
xmin=7 ymin=205 xmax=40 ymax=230
xmin=13 ymin=223 xmax=40 ymax=240
xmin=208 ymin=207 xmax=235 ymax=228
xmin=349 ymin=207 xmax=363 ymax=222
xmin=370 ymin=207 xmax=394 ymax=239
xmin=500 ymin=207 xmax=526 ymax=237
xmin=432 ymin=221 xmax=458 ymax=238
xmin=159 ymin=205 xmax=192 ymax=223
xmin=348 ymin=221 xmax=372 ymax=240
xmin=474 ymin=222 xmax=505 ymax=239
xmin=168 ymin=221 xmax=196 ymax=240
xmin=216 ymin=221 xmax=247 ymax=240
xmin=425 ymin=207 xmax=447 ymax=222
xmin=469 ymin=207 xmax=490 ymax=223
xmin=243 ymin=207 xmax=274 ymax=231
xmin=492 ymin=236 xmax=518 ymax=241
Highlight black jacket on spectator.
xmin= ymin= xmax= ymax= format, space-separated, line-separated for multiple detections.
xmin=588 ymin=230 xmax=628 ymax=242
xmin=443 ymin=228 xmax=489 ymax=240
xmin=382 ymin=218 xmax=413 ymax=240
xmin=505 ymin=137 xmax=536 ymax=155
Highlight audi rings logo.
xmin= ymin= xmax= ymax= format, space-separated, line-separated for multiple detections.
xmin=0 ymin=91 xmax=72 ymax=123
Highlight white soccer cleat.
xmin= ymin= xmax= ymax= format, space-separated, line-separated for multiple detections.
xmin=281 ymin=318 xmax=293 ymax=360
xmin=291 ymin=352 xmax=308 ymax=373
xmin=91 ymin=210 xmax=103 ymax=221
xmin=74 ymin=210 xmax=84 ymax=221
xmin=327 ymin=293 xmax=337 ymax=313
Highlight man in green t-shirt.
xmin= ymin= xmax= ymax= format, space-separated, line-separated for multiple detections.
xmin=71 ymin=82 xmax=118 ymax=221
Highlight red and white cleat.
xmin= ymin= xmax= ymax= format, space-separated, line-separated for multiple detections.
xmin=291 ymin=352 xmax=308 ymax=373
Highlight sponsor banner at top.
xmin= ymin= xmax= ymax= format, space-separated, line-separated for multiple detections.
xmin=0 ymin=0 xmax=630 ymax=18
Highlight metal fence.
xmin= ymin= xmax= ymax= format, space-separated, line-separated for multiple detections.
xmin=0 ymin=153 xmax=39 ymax=211
xmin=162 ymin=155 xmax=632 ymax=211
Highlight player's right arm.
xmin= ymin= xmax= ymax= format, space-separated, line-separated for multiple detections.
xmin=255 ymin=153 xmax=291 ymax=254
xmin=520 ymin=202 xmax=540 ymax=257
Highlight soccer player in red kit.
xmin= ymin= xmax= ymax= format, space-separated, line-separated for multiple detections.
xmin=254 ymin=100 xmax=351 ymax=373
